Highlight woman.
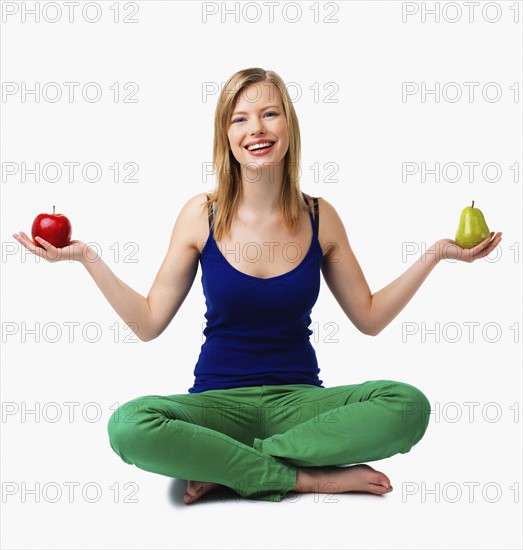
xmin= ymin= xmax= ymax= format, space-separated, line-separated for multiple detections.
xmin=13 ymin=67 xmax=502 ymax=504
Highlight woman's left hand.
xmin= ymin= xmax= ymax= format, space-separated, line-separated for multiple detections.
xmin=437 ymin=231 xmax=503 ymax=263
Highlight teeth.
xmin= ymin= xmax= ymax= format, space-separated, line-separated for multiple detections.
xmin=246 ymin=142 xmax=273 ymax=151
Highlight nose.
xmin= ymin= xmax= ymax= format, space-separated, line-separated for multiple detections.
xmin=249 ymin=118 xmax=267 ymax=136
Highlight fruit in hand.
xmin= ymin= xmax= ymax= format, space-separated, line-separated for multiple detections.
xmin=31 ymin=205 xmax=72 ymax=249
xmin=455 ymin=200 xmax=490 ymax=249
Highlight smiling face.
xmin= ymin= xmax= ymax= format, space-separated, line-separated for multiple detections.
xmin=227 ymin=81 xmax=289 ymax=169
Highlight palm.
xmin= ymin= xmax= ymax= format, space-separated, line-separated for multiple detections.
xmin=438 ymin=232 xmax=502 ymax=263
xmin=12 ymin=231 xmax=87 ymax=263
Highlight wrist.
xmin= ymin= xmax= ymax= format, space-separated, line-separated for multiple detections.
xmin=434 ymin=241 xmax=443 ymax=263
xmin=77 ymin=244 xmax=100 ymax=266
xmin=424 ymin=241 xmax=443 ymax=265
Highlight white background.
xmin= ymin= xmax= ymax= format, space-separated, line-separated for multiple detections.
xmin=1 ymin=1 xmax=522 ymax=549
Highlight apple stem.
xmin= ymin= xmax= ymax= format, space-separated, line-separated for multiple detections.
xmin=471 ymin=200 xmax=474 ymax=209
xmin=53 ymin=205 xmax=55 ymax=215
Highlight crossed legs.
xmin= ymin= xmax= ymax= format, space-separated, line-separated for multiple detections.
xmin=107 ymin=380 xmax=431 ymax=503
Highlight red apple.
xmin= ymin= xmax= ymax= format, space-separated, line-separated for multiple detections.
xmin=31 ymin=205 xmax=72 ymax=249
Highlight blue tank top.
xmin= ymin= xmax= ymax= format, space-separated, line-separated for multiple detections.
xmin=188 ymin=191 xmax=325 ymax=393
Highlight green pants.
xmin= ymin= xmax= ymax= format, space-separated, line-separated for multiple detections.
xmin=107 ymin=379 xmax=430 ymax=502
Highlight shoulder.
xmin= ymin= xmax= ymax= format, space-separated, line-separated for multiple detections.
xmin=176 ymin=192 xmax=210 ymax=223
xmin=301 ymin=193 xmax=331 ymax=215
xmin=303 ymin=195 xmax=347 ymax=260
xmin=302 ymin=193 xmax=340 ymax=226
xmin=175 ymin=193 xmax=212 ymax=253
xmin=316 ymin=196 xmax=338 ymax=222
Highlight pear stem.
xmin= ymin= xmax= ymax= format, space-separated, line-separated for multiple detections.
xmin=471 ymin=200 xmax=474 ymax=209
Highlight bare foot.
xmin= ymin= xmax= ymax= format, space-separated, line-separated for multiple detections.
xmin=292 ymin=464 xmax=393 ymax=496
xmin=183 ymin=480 xmax=222 ymax=504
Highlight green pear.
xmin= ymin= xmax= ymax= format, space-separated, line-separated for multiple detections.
xmin=455 ymin=200 xmax=490 ymax=249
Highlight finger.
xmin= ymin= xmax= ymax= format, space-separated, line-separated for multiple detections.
xmin=471 ymin=235 xmax=493 ymax=254
xmin=463 ymin=239 xmax=488 ymax=261
xmin=20 ymin=231 xmax=43 ymax=244
xmin=484 ymin=233 xmax=503 ymax=250
xmin=15 ymin=231 xmax=36 ymax=248
xmin=34 ymin=236 xmax=56 ymax=254
xmin=14 ymin=233 xmax=47 ymax=257
xmin=489 ymin=231 xmax=502 ymax=241
xmin=35 ymin=236 xmax=49 ymax=247
xmin=14 ymin=231 xmax=27 ymax=241
xmin=19 ymin=231 xmax=36 ymax=246
xmin=471 ymin=237 xmax=500 ymax=260
xmin=21 ymin=233 xmax=59 ymax=258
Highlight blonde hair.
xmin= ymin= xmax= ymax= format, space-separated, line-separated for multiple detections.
xmin=205 ymin=67 xmax=316 ymax=242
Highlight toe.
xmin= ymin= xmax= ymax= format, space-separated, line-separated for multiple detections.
xmin=372 ymin=472 xmax=391 ymax=488
xmin=369 ymin=484 xmax=389 ymax=495
xmin=184 ymin=492 xmax=197 ymax=504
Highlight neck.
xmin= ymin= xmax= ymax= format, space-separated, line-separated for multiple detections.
xmin=237 ymin=163 xmax=285 ymax=216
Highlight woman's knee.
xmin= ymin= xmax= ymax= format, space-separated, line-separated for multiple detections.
xmin=392 ymin=381 xmax=431 ymax=443
xmin=107 ymin=395 xmax=160 ymax=461
xmin=368 ymin=380 xmax=431 ymax=445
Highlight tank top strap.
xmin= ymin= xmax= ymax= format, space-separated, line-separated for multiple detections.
xmin=312 ymin=196 xmax=319 ymax=235
xmin=301 ymin=191 xmax=319 ymax=236
xmin=206 ymin=194 xmax=214 ymax=231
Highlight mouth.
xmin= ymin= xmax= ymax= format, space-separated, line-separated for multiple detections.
xmin=244 ymin=141 xmax=275 ymax=154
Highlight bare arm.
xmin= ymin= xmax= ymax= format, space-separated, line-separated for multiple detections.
xmin=366 ymin=243 xmax=441 ymax=336
xmin=79 ymin=253 xmax=156 ymax=341
xmin=14 ymin=194 xmax=204 ymax=342
xmin=367 ymin=234 xmax=502 ymax=335
xmin=142 ymin=195 xmax=203 ymax=340
xmin=320 ymin=198 xmax=502 ymax=336
xmin=81 ymin=195 xmax=202 ymax=341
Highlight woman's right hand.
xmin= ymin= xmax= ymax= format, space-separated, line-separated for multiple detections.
xmin=12 ymin=231 xmax=89 ymax=264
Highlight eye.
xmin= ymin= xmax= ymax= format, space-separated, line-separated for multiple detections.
xmin=231 ymin=111 xmax=279 ymax=124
